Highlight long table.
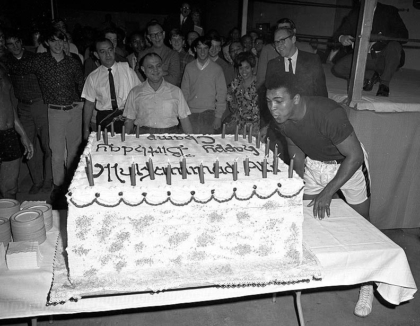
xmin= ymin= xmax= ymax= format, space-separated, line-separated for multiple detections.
xmin=0 ymin=199 xmax=417 ymax=320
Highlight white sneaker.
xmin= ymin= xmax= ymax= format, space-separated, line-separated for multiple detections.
xmin=354 ymin=284 xmax=374 ymax=317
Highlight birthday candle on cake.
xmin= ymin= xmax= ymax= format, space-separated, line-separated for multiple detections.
xmin=111 ymin=122 xmax=115 ymax=137
xmin=265 ymin=137 xmax=270 ymax=157
xmin=214 ymin=158 xmax=219 ymax=178
xmin=273 ymin=144 xmax=278 ymax=174
xmin=199 ymin=162 xmax=205 ymax=184
xmin=148 ymin=157 xmax=155 ymax=180
xmin=262 ymin=156 xmax=267 ymax=178
xmin=242 ymin=125 xmax=247 ymax=139
xmin=244 ymin=156 xmax=250 ymax=176
xmin=121 ymin=125 xmax=126 ymax=141
xmin=136 ymin=124 xmax=140 ymax=138
xmin=222 ymin=123 xmax=226 ymax=139
xmin=233 ymin=159 xmax=238 ymax=181
xmin=85 ymin=156 xmax=94 ymax=186
xmin=248 ymin=125 xmax=253 ymax=143
xmin=166 ymin=160 xmax=171 ymax=185
xmin=181 ymin=157 xmax=187 ymax=179
xmin=234 ymin=125 xmax=239 ymax=141
xmin=256 ymin=132 xmax=260 ymax=148
xmin=289 ymin=154 xmax=295 ymax=178
xmin=103 ymin=128 xmax=108 ymax=145
xmin=97 ymin=125 xmax=101 ymax=141
xmin=130 ymin=159 xmax=136 ymax=186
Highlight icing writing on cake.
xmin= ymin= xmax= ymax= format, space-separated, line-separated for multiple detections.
xmin=96 ymin=143 xmax=260 ymax=157
xmin=93 ymin=161 xmax=276 ymax=183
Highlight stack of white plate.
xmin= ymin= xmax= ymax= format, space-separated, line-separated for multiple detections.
xmin=20 ymin=203 xmax=53 ymax=231
xmin=0 ymin=217 xmax=12 ymax=246
xmin=0 ymin=199 xmax=20 ymax=219
xmin=10 ymin=209 xmax=46 ymax=245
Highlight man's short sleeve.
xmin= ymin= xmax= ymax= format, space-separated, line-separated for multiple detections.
xmin=81 ymin=75 xmax=97 ymax=103
xmin=176 ymin=88 xmax=191 ymax=119
xmin=322 ymin=107 xmax=354 ymax=145
xmin=122 ymin=87 xmax=139 ymax=120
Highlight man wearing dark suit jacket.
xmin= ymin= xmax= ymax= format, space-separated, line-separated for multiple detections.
xmin=164 ymin=2 xmax=195 ymax=37
xmin=260 ymin=27 xmax=328 ymax=161
xmin=332 ymin=2 xmax=408 ymax=97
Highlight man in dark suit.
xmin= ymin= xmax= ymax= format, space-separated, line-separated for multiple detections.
xmin=332 ymin=2 xmax=408 ymax=97
xmin=164 ymin=2 xmax=195 ymax=37
xmin=260 ymin=27 xmax=328 ymax=161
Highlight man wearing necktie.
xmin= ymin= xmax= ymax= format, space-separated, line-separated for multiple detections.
xmin=82 ymin=38 xmax=140 ymax=139
xmin=164 ymin=2 xmax=194 ymax=37
xmin=260 ymin=27 xmax=328 ymax=162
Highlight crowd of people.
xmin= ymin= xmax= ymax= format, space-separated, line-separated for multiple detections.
xmin=0 ymin=2 xmax=408 ymax=317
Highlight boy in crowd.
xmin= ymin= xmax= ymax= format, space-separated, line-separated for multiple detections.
xmin=181 ymin=36 xmax=226 ymax=134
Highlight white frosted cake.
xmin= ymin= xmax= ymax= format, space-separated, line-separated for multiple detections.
xmin=66 ymin=133 xmax=305 ymax=292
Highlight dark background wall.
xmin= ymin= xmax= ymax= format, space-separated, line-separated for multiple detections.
xmin=1 ymin=0 xmax=419 ymax=69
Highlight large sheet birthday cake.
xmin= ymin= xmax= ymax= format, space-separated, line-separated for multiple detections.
xmin=65 ymin=132 xmax=306 ymax=294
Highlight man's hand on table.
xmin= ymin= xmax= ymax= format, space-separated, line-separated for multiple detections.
xmin=307 ymin=189 xmax=333 ymax=220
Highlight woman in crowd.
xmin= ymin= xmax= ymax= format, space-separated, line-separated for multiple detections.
xmin=225 ymin=51 xmax=259 ymax=135
xmin=191 ymin=8 xmax=204 ymax=36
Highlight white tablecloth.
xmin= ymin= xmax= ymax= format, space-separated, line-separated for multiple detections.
xmin=0 ymin=200 xmax=416 ymax=319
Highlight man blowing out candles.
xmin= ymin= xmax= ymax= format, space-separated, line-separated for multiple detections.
xmin=265 ymin=73 xmax=373 ymax=317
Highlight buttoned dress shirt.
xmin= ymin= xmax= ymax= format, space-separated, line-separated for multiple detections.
xmin=82 ymin=62 xmax=141 ymax=111
xmin=4 ymin=51 xmax=43 ymax=101
xmin=8 ymin=52 xmax=84 ymax=105
xmin=123 ymin=79 xmax=191 ymax=128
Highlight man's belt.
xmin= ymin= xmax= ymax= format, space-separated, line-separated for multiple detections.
xmin=48 ymin=104 xmax=76 ymax=111
xmin=139 ymin=125 xmax=180 ymax=133
xmin=18 ymin=98 xmax=42 ymax=105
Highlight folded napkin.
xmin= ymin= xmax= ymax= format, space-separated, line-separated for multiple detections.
xmin=6 ymin=241 xmax=42 ymax=270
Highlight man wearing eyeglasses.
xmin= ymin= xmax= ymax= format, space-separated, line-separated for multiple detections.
xmin=164 ymin=2 xmax=194 ymax=37
xmin=256 ymin=18 xmax=315 ymax=89
xmin=260 ymin=27 xmax=327 ymax=162
xmin=137 ymin=22 xmax=181 ymax=86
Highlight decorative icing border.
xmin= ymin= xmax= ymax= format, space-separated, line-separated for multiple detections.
xmin=68 ymin=186 xmax=305 ymax=208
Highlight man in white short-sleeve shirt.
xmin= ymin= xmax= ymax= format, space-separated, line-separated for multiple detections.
xmin=123 ymin=53 xmax=192 ymax=134
xmin=82 ymin=38 xmax=140 ymax=139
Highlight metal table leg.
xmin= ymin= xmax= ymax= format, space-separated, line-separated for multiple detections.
xmin=295 ymin=291 xmax=305 ymax=326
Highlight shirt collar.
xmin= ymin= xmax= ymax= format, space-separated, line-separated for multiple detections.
xmin=101 ymin=62 xmax=117 ymax=71
xmin=196 ymin=58 xmax=210 ymax=70
xmin=285 ymin=48 xmax=298 ymax=62
xmin=146 ymin=78 xmax=166 ymax=92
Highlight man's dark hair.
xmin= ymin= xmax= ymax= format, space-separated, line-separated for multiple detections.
xmin=277 ymin=17 xmax=296 ymax=30
xmin=209 ymin=35 xmax=222 ymax=44
xmin=141 ymin=52 xmax=163 ymax=67
xmin=193 ymin=35 xmax=211 ymax=49
xmin=169 ymin=28 xmax=184 ymax=39
xmin=95 ymin=37 xmax=114 ymax=50
xmin=129 ymin=31 xmax=145 ymax=42
xmin=102 ymin=27 xmax=118 ymax=37
xmin=44 ymin=26 xmax=67 ymax=43
xmin=4 ymin=29 xmax=22 ymax=41
xmin=240 ymin=34 xmax=252 ymax=43
xmin=146 ymin=21 xmax=164 ymax=34
xmin=265 ymin=73 xmax=299 ymax=99
xmin=234 ymin=51 xmax=257 ymax=68
xmin=274 ymin=27 xmax=295 ymax=38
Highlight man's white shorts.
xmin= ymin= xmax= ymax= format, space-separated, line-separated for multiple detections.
xmin=303 ymin=149 xmax=371 ymax=205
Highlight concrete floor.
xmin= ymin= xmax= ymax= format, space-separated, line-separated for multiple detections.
xmin=1 ymin=163 xmax=419 ymax=326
